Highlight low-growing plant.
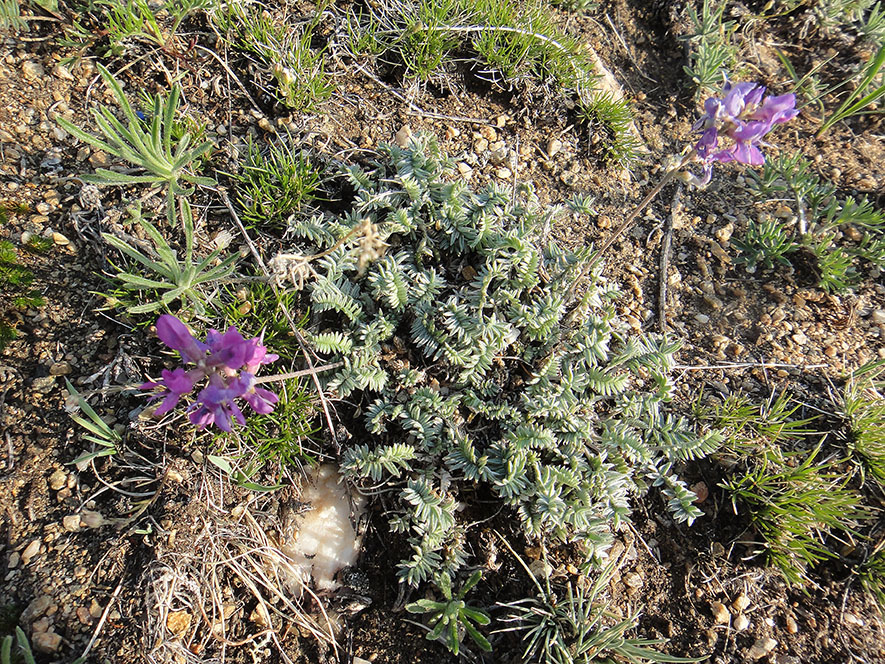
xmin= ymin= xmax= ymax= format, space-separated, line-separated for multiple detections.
xmin=236 ymin=137 xmax=322 ymax=230
xmin=0 ymin=240 xmax=45 ymax=350
xmin=498 ymin=542 xmax=698 ymax=664
xmin=577 ymin=91 xmax=643 ymax=168
xmin=817 ymin=43 xmax=885 ymax=136
xmin=732 ymin=217 xmax=798 ymax=270
xmin=814 ymin=0 xmax=879 ymax=34
xmin=681 ymin=0 xmax=739 ymax=97
xmin=220 ymin=377 xmax=318 ymax=470
xmin=697 ymin=390 xmax=816 ymax=450
xmin=840 ymin=360 xmax=885 ymax=485
xmin=66 ymin=379 xmax=122 ymax=465
xmin=406 ymin=570 xmax=491 ymax=655
xmin=1 ymin=627 xmax=35 ymax=664
xmin=102 ymin=199 xmax=238 ymax=315
xmin=99 ymin=0 xmax=212 ymax=53
xmin=219 ymin=282 xmax=306 ymax=359
xmin=212 ymin=4 xmax=332 ymax=111
xmin=57 ymin=64 xmax=215 ymax=217
xmin=0 ymin=0 xmax=26 ymax=32
xmin=277 ymin=134 xmax=722 ymax=586
xmin=722 ymin=445 xmax=867 ymax=586
xmin=860 ymin=1 xmax=885 ymax=43
xmin=745 ymin=152 xmax=885 ymax=290
xmin=341 ymin=0 xmax=591 ymax=88
xmin=859 ymin=539 xmax=885 ymax=612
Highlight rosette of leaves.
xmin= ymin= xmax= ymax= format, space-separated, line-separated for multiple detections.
xmin=406 ymin=570 xmax=491 ymax=655
xmin=284 ymin=134 xmax=721 ymax=586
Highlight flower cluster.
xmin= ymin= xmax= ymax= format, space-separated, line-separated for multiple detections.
xmin=141 ymin=315 xmax=279 ymax=431
xmin=687 ymin=80 xmax=799 ymax=187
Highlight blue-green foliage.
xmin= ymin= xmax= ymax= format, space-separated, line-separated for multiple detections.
xmin=291 ymin=135 xmax=720 ymax=585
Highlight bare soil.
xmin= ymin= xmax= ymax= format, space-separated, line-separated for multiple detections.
xmin=1 ymin=1 xmax=884 ymax=663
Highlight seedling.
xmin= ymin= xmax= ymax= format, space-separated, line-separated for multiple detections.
xmin=406 ymin=570 xmax=491 ymax=655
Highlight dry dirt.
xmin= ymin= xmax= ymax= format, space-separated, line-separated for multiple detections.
xmin=1 ymin=1 xmax=884 ymax=663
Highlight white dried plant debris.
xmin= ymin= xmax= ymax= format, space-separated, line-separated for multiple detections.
xmin=281 ymin=465 xmax=365 ymax=594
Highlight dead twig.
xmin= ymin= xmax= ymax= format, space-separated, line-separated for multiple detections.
xmin=77 ymin=578 xmax=124 ymax=662
xmin=658 ymin=184 xmax=681 ymax=333
xmin=216 ymin=189 xmax=339 ymax=443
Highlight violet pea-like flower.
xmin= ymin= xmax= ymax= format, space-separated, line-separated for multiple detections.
xmin=142 ymin=315 xmax=279 ymax=431
xmin=685 ymin=79 xmax=799 ymax=188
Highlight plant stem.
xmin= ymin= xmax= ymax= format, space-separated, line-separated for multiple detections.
xmin=253 ymin=362 xmax=344 ymax=385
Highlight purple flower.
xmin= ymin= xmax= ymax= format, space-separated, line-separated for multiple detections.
xmin=188 ymin=381 xmax=247 ymax=432
xmin=142 ymin=315 xmax=279 ymax=431
xmin=156 ymin=315 xmax=206 ymax=364
xmin=687 ymin=79 xmax=798 ymax=187
xmin=141 ymin=367 xmax=195 ymax=416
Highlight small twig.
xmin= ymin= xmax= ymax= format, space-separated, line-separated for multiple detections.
xmin=254 ymin=363 xmax=344 ymax=385
xmin=77 ymin=578 xmax=123 ymax=662
xmin=350 ymin=61 xmax=491 ymax=125
xmin=566 ymin=150 xmax=697 ymax=306
xmin=217 ymin=189 xmax=338 ymax=440
xmin=674 ymin=361 xmax=829 ymax=371
xmin=658 ymin=184 xmax=681 ymax=333
xmin=193 ymin=45 xmax=263 ymax=113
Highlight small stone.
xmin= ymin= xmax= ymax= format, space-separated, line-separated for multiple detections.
xmin=21 ymin=539 xmax=41 ymax=565
xmin=22 ymin=60 xmax=45 ymax=80
xmin=734 ymin=614 xmax=750 ymax=631
xmin=48 ymin=469 xmax=66 ymax=490
xmin=8 ymin=552 xmax=20 ymax=568
xmin=80 ymin=511 xmax=106 ymax=529
xmin=495 ymin=167 xmax=512 ymax=180
xmin=747 ymin=637 xmax=777 ymax=660
xmin=249 ymin=604 xmax=271 ymax=628
xmin=479 ymin=126 xmax=497 ymax=141
xmin=872 ymin=309 xmax=885 ymax=325
xmin=32 ymin=631 xmax=62 ymax=654
xmin=62 ymin=515 xmax=81 ymax=532
xmin=824 ymin=346 xmax=837 ymax=358
xmin=21 ymin=231 xmax=33 ymax=245
xmin=732 ymin=593 xmax=751 ymax=613
xmin=257 ymin=117 xmax=274 ymax=133
xmin=49 ymin=361 xmax=72 ymax=376
xmin=490 ymin=147 xmax=508 ymax=165
xmin=843 ymin=613 xmax=864 ymax=627
xmin=77 ymin=606 xmax=94 ymax=625
xmin=89 ymin=599 xmax=103 ymax=619
xmin=53 ymin=63 xmax=74 ymax=80
xmin=690 ymin=481 xmax=709 ymax=504
xmin=547 ymin=138 xmax=562 ymax=157
xmin=394 ymin=125 xmax=412 ymax=148
xmin=52 ymin=232 xmax=70 ymax=246
xmin=474 ymin=138 xmax=488 ymax=152
xmin=88 ymin=151 xmax=110 ymax=168
xmin=495 ymin=114 xmax=507 ymax=128
xmin=785 ymin=614 xmax=798 ymax=634
xmin=166 ymin=610 xmax=192 ymax=637
xmin=21 ymin=595 xmax=52 ymax=622
xmin=31 ymin=376 xmax=56 ymax=394
xmin=711 ymin=601 xmax=730 ymax=624
xmin=444 ymin=126 xmax=460 ymax=140
xmin=457 ymin=162 xmax=472 ymax=178
xmin=694 ymin=313 xmax=710 ymax=325
xmin=624 ymin=572 xmax=643 ymax=589
xmin=792 ymin=331 xmax=808 ymax=345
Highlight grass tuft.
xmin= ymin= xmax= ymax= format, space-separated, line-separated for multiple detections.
xmin=236 ymin=137 xmax=323 ymax=230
